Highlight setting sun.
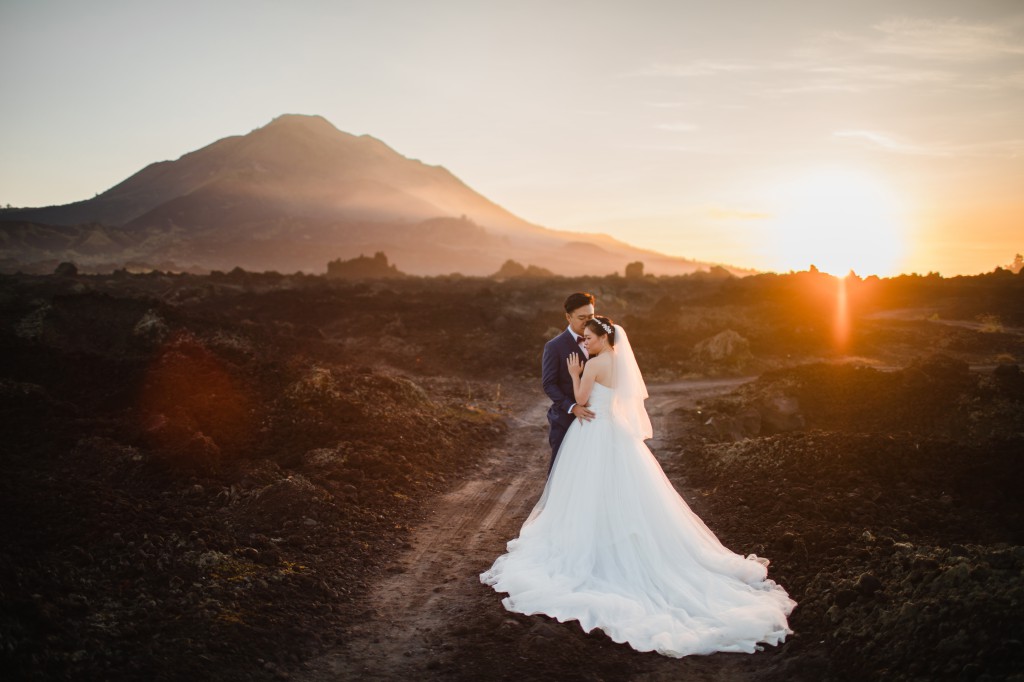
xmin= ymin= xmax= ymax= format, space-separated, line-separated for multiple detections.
xmin=769 ymin=169 xmax=908 ymax=276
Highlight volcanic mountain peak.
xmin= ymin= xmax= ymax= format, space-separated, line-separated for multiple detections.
xmin=155 ymin=113 xmax=411 ymax=188
xmin=1 ymin=114 xmax=736 ymax=276
xmin=243 ymin=113 xmax=399 ymax=165
xmin=264 ymin=112 xmax=337 ymax=131
xmin=257 ymin=113 xmax=395 ymax=154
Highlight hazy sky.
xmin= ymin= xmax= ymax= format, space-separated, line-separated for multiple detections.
xmin=2 ymin=0 xmax=1022 ymax=276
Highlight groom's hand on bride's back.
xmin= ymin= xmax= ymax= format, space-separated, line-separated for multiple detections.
xmin=572 ymin=404 xmax=595 ymax=422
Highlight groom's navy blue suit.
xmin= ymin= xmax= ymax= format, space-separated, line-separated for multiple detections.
xmin=542 ymin=329 xmax=587 ymax=467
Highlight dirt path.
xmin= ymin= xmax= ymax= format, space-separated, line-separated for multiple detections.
xmin=297 ymin=377 xmax=768 ymax=681
xmin=866 ymin=308 xmax=1024 ymax=335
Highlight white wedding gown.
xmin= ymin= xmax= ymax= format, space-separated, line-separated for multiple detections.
xmin=481 ymin=377 xmax=795 ymax=657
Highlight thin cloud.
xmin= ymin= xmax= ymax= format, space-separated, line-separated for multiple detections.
xmin=641 ymin=53 xmax=957 ymax=95
xmin=834 ymin=129 xmax=1024 ymax=158
xmin=765 ymin=62 xmax=955 ymax=96
xmin=644 ymin=101 xmax=691 ymax=109
xmin=964 ymin=70 xmax=1024 ymax=91
xmin=833 ymin=130 xmax=949 ymax=156
xmin=635 ymin=60 xmax=761 ymax=77
xmin=657 ymin=122 xmax=698 ymax=133
xmin=871 ymin=17 xmax=1024 ymax=62
xmin=632 ymin=17 xmax=1022 ymax=96
xmin=808 ymin=63 xmax=953 ymax=85
xmin=633 ymin=57 xmax=955 ymax=98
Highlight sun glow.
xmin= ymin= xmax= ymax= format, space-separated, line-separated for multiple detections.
xmin=768 ymin=169 xmax=908 ymax=276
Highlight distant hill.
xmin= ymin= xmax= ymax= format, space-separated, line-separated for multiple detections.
xmin=0 ymin=114 xmax=743 ymax=276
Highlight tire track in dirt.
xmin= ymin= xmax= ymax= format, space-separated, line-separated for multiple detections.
xmin=297 ymin=396 xmax=550 ymax=681
xmin=299 ymin=377 xmax=777 ymax=681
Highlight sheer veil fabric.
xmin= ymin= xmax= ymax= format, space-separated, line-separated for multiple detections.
xmin=480 ymin=325 xmax=795 ymax=658
xmin=609 ymin=325 xmax=652 ymax=441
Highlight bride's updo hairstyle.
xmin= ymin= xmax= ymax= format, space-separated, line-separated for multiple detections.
xmin=585 ymin=316 xmax=616 ymax=347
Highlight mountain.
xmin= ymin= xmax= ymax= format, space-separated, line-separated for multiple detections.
xmin=0 ymin=114 xmax=735 ymax=276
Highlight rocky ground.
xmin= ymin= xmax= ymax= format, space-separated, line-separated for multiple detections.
xmin=1 ymin=268 xmax=1022 ymax=681
xmin=683 ymin=358 xmax=1024 ymax=681
xmin=0 ymin=272 xmax=512 ymax=680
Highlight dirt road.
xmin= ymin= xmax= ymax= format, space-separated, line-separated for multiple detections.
xmin=297 ymin=377 xmax=781 ymax=681
xmin=866 ymin=308 xmax=1024 ymax=336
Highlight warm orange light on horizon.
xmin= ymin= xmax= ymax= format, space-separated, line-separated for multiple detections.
xmin=768 ymin=168 xmax=908 ymax=277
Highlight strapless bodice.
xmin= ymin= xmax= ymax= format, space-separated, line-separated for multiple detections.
xmin=588 ymin=382 xmax=614 ymax=416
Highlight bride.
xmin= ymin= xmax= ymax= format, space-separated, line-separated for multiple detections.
xmin=480 ymin=316 xmax=795 ymax=657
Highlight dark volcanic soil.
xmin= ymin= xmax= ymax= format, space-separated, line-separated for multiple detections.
xmin=1 ymin=268 xmax=1022 ymax=681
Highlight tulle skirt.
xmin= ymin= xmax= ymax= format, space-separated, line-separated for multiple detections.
xmin=480 ymin=392 xmax=795 ymax=657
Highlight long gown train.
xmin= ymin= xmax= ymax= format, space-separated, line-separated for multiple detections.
xmin=480 ymin=383 xmax=795 ymax=657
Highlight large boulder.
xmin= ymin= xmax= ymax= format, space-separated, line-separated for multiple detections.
xmin=694 ymin=330 xmax=754 ymax=368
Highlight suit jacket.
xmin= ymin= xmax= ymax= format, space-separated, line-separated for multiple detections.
xmin=542 ymin=329 xmax=587 ymax=429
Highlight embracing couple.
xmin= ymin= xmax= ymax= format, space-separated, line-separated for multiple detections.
xmin=480 ymin=292 xmax=795 ymax=659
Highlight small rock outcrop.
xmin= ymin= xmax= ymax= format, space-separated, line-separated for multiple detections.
xmin=326 ymin=252 xmax=405 ymax=279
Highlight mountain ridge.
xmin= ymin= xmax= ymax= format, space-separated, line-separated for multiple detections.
xmin=1 ymin=114 xmax=742 ymax=276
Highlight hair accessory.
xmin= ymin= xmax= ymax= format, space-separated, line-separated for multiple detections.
xmin=598 ymin=321 xmax=612 ymax=334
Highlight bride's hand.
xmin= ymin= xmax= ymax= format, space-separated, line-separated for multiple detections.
xmin=567 ymin=353 xmax=583 ymax=377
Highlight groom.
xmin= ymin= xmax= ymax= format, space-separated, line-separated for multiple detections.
xmin=542 ymin=292 xmax=596 ymax=469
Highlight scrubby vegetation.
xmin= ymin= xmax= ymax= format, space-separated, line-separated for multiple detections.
xmin=0 ymin=267 xmax=1021 ymax=680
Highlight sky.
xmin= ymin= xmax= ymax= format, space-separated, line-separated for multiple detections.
xmin=1 ymin=0 xmax=1022 ymax=276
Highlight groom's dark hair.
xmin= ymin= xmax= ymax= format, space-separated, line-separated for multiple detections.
xmin=564 ymin=292 xmax=595 ymax=314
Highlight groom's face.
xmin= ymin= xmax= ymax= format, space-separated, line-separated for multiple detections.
xmin=566 ymin=304 xmax=595 ymax=335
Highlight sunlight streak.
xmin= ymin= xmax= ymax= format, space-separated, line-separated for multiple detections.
xmin=834 ymin=275 xmax=850 ymax=350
